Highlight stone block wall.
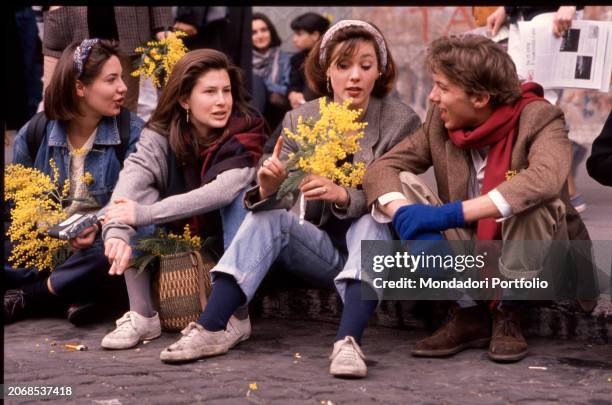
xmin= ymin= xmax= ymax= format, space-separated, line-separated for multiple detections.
xmin=255 ymin=6 xmax=612 ymax=143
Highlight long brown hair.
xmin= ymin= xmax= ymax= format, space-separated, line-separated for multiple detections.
xmin=147 ymin=49 xmax=256 ymax=163
xmin=45 ymin=39 xmax=119 ymax=120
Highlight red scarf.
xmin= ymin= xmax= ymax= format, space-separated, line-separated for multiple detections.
xmin=183 ymin=115 xmax=267 ymax=238
xmin=197 ymin=116 xmax=266 ymax=184
xmin=448 ymin=82 xmax=547 ymax=240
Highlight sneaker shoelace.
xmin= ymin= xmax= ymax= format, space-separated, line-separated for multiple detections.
xmin=175 ymin=322 xmax=203 ymax=346
xmin=112 ymin=312 xmax=137 ymax=334
xmin=339 ymin=345 xmax=360 ymax=362
xmin=337 ymin=338 xmax=365 ymax=363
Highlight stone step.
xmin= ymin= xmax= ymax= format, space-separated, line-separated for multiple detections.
xmin=250 ymin=288 xmax=611 ymax=343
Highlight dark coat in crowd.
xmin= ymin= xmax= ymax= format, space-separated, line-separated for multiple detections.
xmin=288 ymin=50 xmax=319 ymax=102
xmin=586 ymin=112 xmax=612 ymax=187
xmin=42 ymin=6 xmax=172 ymax=58
xmin=5 ymin=5 xmax=31 ymax=130
xmin=175 ymin=7 xmax=253 ymax=92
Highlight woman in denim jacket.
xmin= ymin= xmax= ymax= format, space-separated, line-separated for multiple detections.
xmin=4 ymin=39 xmax=144 ymax=324
xmin=158 ymin=21 xmax=421 ymax=378
xmin=99 ymin=49 xmax=268 ymax=351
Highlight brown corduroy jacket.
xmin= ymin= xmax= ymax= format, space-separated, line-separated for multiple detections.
xmin=364 ymin=101 xmax=573 ymax=216
xmin=42 ymin=7 xmax=173 ymax=58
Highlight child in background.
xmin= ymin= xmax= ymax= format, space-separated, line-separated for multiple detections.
xmin=287 ymin=12 xmax=330 ymax=109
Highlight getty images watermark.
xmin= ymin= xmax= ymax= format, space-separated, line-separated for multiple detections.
xmin=359 ymin=240 xmax=611 ymax=301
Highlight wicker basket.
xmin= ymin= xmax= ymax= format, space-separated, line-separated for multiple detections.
xmin=152 ymin=249 xmax=214 ymax=331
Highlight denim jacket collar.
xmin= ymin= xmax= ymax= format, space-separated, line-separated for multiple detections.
xmin=47 ymin=115 xmax=121 ymax=148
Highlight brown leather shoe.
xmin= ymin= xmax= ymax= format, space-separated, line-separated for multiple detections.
xmin=488 ymin=306 xmax=528 ymax=362
xmin=412 ymin=304 xmax=491 ymax=357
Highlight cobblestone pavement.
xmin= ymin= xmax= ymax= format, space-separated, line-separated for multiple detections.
xmin=3 ymin=317 xmax=611 ymax=404
xmin=4 ymin=114 xmax=612 ymax=405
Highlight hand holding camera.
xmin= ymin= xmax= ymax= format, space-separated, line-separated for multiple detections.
xmin=48 ymin=213 xmax=100 ymax=250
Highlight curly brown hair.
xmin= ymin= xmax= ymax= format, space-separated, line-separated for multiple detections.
xmin=426 ymin=35 xmax=522 ymax=107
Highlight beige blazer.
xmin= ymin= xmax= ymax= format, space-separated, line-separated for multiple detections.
xmin=364 ymin=101 xmax=573 ymax=216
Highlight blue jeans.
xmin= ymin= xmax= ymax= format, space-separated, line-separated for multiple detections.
xmin=211 ymin=209 xmax=394 ymax=303
xmin=220 ymin=188 xmax=250 ymax=250
xmin=4 ymin=235 xmax=110 ymax=301
xmin=48 ymin=236 xmax=109 ymax=299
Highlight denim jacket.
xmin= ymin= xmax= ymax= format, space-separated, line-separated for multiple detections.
xmin=12 ymin=113 xmax=144 ymax=208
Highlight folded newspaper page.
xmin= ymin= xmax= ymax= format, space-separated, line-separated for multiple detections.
xmin=510 ymin=17 xmax=611 ymax=92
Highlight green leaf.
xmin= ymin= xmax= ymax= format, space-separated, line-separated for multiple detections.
xmin=284 ymin=152 xmax=302 ymax=171
xmin=276 ymin=170 xmax=306 ymax=200
xmin=135 ymin=254 xmax=158 ymax=276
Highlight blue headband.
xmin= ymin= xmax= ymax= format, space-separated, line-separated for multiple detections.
xmin=74 ymin=38 xmax=100 ymax=77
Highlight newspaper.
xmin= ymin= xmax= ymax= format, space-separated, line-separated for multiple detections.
xmin=509 ymin=16 xmax=612 ymax=92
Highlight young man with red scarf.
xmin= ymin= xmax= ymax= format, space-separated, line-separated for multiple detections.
xmin=363 ymin=35 xmax=584 ymax=363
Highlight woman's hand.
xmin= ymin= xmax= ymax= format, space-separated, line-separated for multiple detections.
xmin=69 ymin=224 xmax=98 ymax=250
xmin=299 ymin=174 xmax=349 ymax=206
xmin=258 ymin=137 xmax=288 ymax=199
xmin=104 ymin=237 xmax=132 ymax=275
xmin=105 ymin=198 xmax=137 ymax=226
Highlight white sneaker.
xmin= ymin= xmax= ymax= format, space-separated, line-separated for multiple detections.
xmin=101 ymin=311 xmax=161 ymax=350
xmin=159 ymin=314 xmax=251 ymax=363
xmin=329 ymin=336 xmax=367 ymax=378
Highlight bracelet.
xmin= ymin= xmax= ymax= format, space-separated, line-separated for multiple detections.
xmin=333 ymin=188 xmax=350 ymax=210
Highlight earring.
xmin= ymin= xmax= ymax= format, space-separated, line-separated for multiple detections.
xmin=185 ymin=108 xmax=190 ymax=123
xmin=326 ymin=76 xmax=332 ymax=94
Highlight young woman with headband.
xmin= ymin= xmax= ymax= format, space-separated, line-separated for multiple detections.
xmin=5 ymin=39 xmax=143 ymax=325
xmin=157 ymin=20 xmax=421 ymax=379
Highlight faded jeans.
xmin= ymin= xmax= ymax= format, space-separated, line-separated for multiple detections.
xmin=211 ymin=209 xmax=394 ymax=303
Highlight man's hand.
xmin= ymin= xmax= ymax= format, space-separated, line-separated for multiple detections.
xmin=105 ymin=198 xmax=137 ymax=226
xmin=392 ymin=202 xmax=465 ymax=241
xmin=174 ymin=21 xmax=198 ymax=36
xmin=258 ymin=136 xmax=288 ymax=199
xmin=299 ymin=174 xmax=349 ymax=206
xmin=69 ymin=224 xmax=98 ymax=250
xmin=288 ymin=91 xmax=306 ymax=109
xmin=486 ymin=7 xmax=507 ymax=37
xmin=553 ymin=6 xmax=576 ymax=38
xmin=104 ymin=238 xmax=132 ymax=275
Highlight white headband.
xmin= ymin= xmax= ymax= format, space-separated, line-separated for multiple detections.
xmin=319 ymin=20 xmax=388 ymax=70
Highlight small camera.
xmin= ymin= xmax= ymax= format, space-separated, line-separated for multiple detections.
xmin=48 ymin=213 xmax=99 ymax=240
